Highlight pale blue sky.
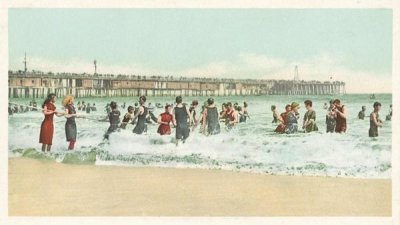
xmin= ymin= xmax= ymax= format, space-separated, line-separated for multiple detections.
xmin=8 ymin=9 xmax=393 ymax=92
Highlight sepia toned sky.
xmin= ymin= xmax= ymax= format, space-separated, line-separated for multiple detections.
xmin=8 ymin=9 xmax=392 ymax=93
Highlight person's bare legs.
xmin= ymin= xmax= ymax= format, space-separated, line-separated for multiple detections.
xmin=68 ymin=140 xmax=76 ymax=150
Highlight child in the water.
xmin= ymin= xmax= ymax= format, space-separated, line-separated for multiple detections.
xmin=104 ymin=101 xmax=120 ymax=140
xmin=120 ymin=106 xmax=134 ymax=129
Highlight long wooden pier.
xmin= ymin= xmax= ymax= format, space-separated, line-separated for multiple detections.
xmin=8 ymin=71 xmax=346 ymax=98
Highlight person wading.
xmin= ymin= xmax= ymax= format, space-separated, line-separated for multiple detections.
xmin=39 ymin=93 xmax=63 ymax=152
xmin=157 ymin=104 xmax=173 ymax=135
xmin=172 ymin=96 xmax=192 ymax=144
xmin=202 ymin=98 xmax=221 ymax=135
xmin=63 ymin=95 xmax=84 ymax=150
xmin=132 ymin=96 xmax=148 ymax=134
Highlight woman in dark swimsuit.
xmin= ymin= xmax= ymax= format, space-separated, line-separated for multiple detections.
xmin=63 ymin=95 xmax=83 ymax=150
xmin=172 ymin=96 xmax=192 ymax=143
xmin=132 ymin=96 xmax=148 ymax=134
xmin=202 ymin=98 xmax=220 ymax=135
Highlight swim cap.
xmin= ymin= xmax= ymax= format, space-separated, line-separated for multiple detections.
xmin=176 ymin=96 xmax=183 ymax=103
xmin=139 ymin=96 xmax=146 ymax=102
xmin=207 ymin=98 xmax=214 ymax=105
xmin=110 ymin=101 xmax=117 ymax=109
xmin=291 ymin=102 xmax=299 ymax=109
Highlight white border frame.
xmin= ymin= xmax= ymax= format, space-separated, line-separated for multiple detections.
xmin=0 ymin=1 xmax=399 ymax=225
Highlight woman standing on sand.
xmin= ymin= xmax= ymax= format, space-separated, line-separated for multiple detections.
xmin=63 ymin=95 xmax=83 ymax=150
xmin=39 ymin=93 xmax=63 ymax=153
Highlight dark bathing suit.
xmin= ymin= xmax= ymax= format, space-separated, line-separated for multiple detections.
xmin=133 ymin=106 xmax=148 ymax=134
xmin=175 ymin=105 xmax=190 ymax=141
xmin=65 ymin=104 xmax=77 ymax=141
xmin=326 ymin=112 xmax=336 ymax=133
xmin=104 ymin=110 xmax=120 ymax=139
xmin=206 ymin=106 xmax=220 ymax=135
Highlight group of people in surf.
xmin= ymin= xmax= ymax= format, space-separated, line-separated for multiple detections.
xmin=271 ymin=100 xmax=323 ymax=134
xmin=358 ymin=104 xmax=392 ymax=122
xmin=104 ymin=96 xmax=250 ymax=144
xmin=35 ymin=93 xmax=250 ymax=152
xmin=272 ymin=99 xmax=389 ymax=137
xmin=37 ymin=94 xmax=84 ymax=152
xmin=357 ymin=102 xmax=390 ymax=137
xmin=76 ymin=101 xmax=97 ymax=114
xmin=32 ymin=93 xmax=391 ymax=153
xmin=8 ymin=100 xmax=38 ymax=115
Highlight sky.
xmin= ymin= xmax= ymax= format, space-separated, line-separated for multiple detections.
xmin=8 ymin=9 xmax=392 ymax=93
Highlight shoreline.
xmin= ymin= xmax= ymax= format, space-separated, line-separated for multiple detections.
xmin=8 ymin=157 xmax=392 ymax=216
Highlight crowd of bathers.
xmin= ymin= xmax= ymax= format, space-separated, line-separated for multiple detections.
xmin=271 ymin=99 xmax=391 ymax=137
xmin=8 ymin=93 xmax=392 ymax=153
xmin=8 ymin=100 xmax=39 ymax=114
xmin=103 ymin=96 xmax=250 ymax=142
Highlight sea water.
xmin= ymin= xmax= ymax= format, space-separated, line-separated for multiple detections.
xmin=8 ymin=94 xmax=392 ymax=178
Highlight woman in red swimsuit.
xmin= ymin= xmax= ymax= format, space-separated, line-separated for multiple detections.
xmin=157 ymin=104 xmax=173 ymax=135
xmin=39 ymin=93 xmax=62 ymax=152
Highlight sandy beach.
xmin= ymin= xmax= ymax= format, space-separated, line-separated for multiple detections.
xmin=8 ymin=157 xmax=391 ymax=216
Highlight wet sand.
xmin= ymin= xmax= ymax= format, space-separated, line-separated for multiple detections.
xmin=8 ymin=157 xmax=391 ymax=216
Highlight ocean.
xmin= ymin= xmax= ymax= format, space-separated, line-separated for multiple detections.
xmin=8 ymin=94 xmax=392 ymax=179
